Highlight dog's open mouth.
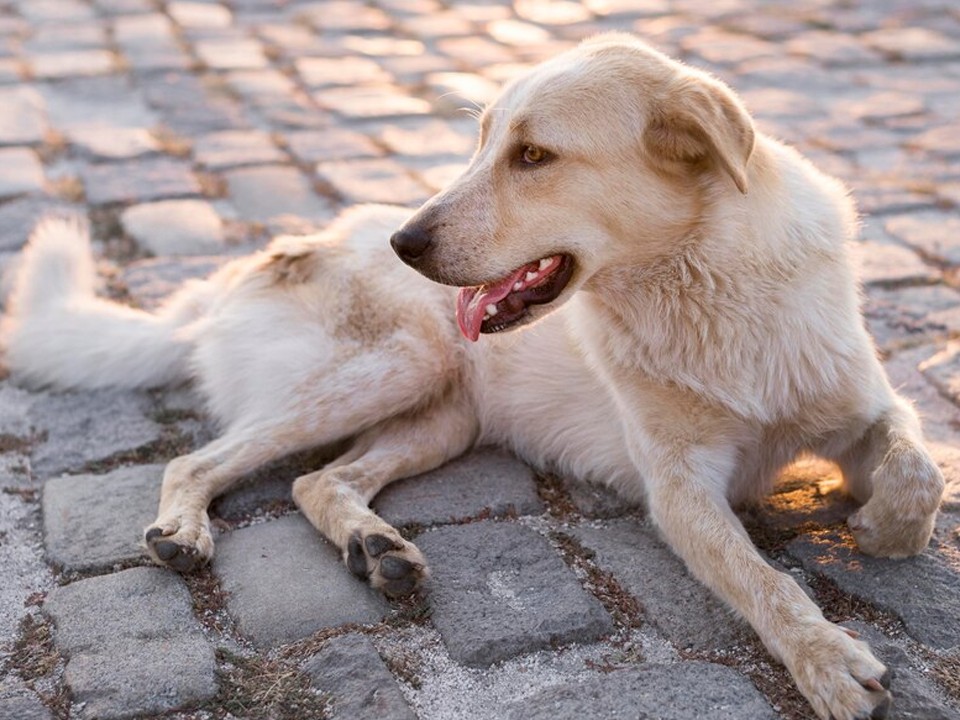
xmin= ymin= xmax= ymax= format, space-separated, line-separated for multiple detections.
xmin=456 ymin=254 xmax=574 ymax=341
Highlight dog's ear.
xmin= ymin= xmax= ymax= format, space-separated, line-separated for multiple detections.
xmin=644 ymin=76 xmax=755 ymax=194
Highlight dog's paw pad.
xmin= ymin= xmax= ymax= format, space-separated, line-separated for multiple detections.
xmin=344 ymin=529 xmax=427 ymax=597
xmin=144 ymin=523 xmax=211 ymax=573
xmin=365 ymin=533 xmax=402 ymax=557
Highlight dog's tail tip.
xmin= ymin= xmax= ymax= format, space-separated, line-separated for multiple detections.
xmin=14 ymin=211 xmax=96 ymax=305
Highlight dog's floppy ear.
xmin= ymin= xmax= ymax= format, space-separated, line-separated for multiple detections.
xmin=644 ymin=75 xmax=755 ymax=194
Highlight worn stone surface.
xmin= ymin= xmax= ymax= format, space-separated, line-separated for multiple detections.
xmin=0 ymin=693 xmax=52 ymax=720
xmin=44 ymin=567 xmax=217 ymax=718
xmin=302 ymin=633 xmax=416 ymax=720
xmin=213 ymin=514 xmax=389 ymax=648
xmin=27 ymin=390 xmax=163 ymax=479
xmin=575 ymin=519 xmax=752 ymax=653
xmin=373 ymin=447 xmax=543 ymax=527
xmin=42 ymin=464 xmax=162 ymax=572
xmin=122 ymin=255 xmax=226 ymax=309
xmin=121 ymin=199 xmax=225 ymax=256
xmin=224 ymin=164 xmax=336 ymax=225
xmin=80 ymin=157 xmax=200 ymax=205
xmin=787 ymin=531 xmax=960 ymax=651
xmin=503 ymin=661 xmax=777 ymax=720
xmin=417 ymin=521 xmax=613 ymax=667
xmin=0 ymin=148 xmax=45 ymax=199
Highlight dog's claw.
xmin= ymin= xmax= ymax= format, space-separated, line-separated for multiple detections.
xmin=879 ymin=668 xmax=893 ymax=689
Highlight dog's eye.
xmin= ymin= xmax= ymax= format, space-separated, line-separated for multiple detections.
xmin=520 ymin=145 xmax=549 ymax=165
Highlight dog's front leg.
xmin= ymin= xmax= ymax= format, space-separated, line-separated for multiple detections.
xmin=614 ymin=388 xmax=891 ymax=720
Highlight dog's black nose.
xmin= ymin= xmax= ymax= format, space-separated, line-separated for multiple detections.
xmin=390 ymin=226 xmax=433 ymax=264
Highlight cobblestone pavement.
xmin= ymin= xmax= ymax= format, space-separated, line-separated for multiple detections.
xmin=0 ymin=0 xmax=959 ymax=718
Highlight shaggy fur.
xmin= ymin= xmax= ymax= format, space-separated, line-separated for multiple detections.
xmin=1 ymin=34 xmax=944 ymax=720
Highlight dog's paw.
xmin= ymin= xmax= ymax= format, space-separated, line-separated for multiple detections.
xmin=143 ymin=516 xmax=214 ymax=572
xmin=344 ymin=528 xmax=428 ymax=597
xmin=848 ymin=504 xmax=935 ymax=559
xmin=789 ymin=620 xmax=892 ymax=720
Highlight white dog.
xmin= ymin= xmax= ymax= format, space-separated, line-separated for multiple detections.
xmin=2 ymin=34 xmax=944 ymax=720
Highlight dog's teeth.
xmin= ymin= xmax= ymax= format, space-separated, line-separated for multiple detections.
xmin=513 ymin=282 xmax=523 ymax=291
xmin=485 ymin=304 xmax=498 ymax=317
xmin=539 ymin=258 xmax=551 ymax=271
xmin=525 ymin=271 xmax=538 ymax=282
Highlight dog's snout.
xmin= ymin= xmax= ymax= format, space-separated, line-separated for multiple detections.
xmin=390 ymin=226 xmax=433 ymax=264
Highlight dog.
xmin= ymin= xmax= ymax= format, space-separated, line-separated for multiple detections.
xmin=1 ymin=33 xmax=944 ymax=720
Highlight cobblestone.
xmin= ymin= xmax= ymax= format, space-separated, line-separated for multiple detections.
xmin=212 ymin=514 xmax=389 ymax=648
xmin=417 ymin=521 xmax=613 ymax=667
xmin=787 ymin=531 xmax=960 ymax=651
xmin=2 ymin=2 xmax=960 ymax=718
xmin=301 ymin=633 xmax=417 ymax=720
xmin=121 ymin=199 xmax=225 ymax=256
xmin=26 ymin=389 xmax=163 ymax=479
xmin=373 ymin=447 xmax=543 ymax=527
xmin=44 ymin=567 xmax=217 ymax=718
xmin=224 ymin=164 xmax=336 ymax=226
xmin=42 ymin=464 xmax=163 ymax=573
xmin=575 ymin=519 xmax=753 ymax=652
xmin=0 ymin=148 xmax=45 ymax=199
xmin=80 ymin=157 xmax=200 ymax=206
xmin=503 ymin=662 xmax=777 ymax=719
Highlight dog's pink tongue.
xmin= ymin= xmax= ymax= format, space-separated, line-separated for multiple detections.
xmin=456 ymin=267 xmax=528 ymax=342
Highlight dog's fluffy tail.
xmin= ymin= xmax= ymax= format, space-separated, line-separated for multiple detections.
xmin=1 ymin=215 xmax=211 ymax=390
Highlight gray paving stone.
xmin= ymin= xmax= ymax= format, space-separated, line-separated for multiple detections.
xmin=121 ymin=199 xmax=226 ymax=256
xmin=864 ymin=285 xmax=960 ymax=351
xmin=80 ymin=157 xmax=200 ymax=206
xmin=224 ymin=164 xmax=336 ymax=225
xmin=39 ymin=77 xmax=159 ymax=160
xmin=0 ymin=148 xmax=44 ymax=199
xmin=574 ymin=519 xmax=752 ymax=653
xmin=283 ymin=127 xmax=383 ymax=164
xmin=0 ymin=196 xmax=76 ymax=253
xmin=28 ymin=50 xmax=115 ymax=80
xmin=417 ymin=521 xmax=613 ymax=667
xmin=141 ymin=72 xmax=249 ymax=135
xmin=787 ymin=532 xmax=960 ymax=650
xmin=122 ymin=255 xmax=226 ymax=309
xmin=193 ymin=129 xmax=285 ymax=169
xmin=885 ymin=211 xmax=960 ymax=266
xmin=64 ymin=636 xmax=216 ymax=719
xmin=28 ymin=389 xmax=163 ymax=479
xmin=213 ymin=514 xmax=389 ymax=648
xmin=0 ymin=693 xmax=51 ymax=720
xmin=44 ymin=567 xmax=217 ymax=719
xmin=842 ymin=621 xmax=960 ymax=720
xmin=373 ymin=447 xmax=543 ymax=528
xmin=301 ymin=633 xmax=416 ymax=720
xmin=0 ymin=87 xmax=47 ymax=145
xmin=316 ymin=158 xmax=431 ymax=205
xmin=42 ymin=464 xmax=162 ymax=572
xmin=502 ymin=661 xmax=777 ymax=720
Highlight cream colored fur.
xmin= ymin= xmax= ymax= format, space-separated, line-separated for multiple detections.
xmin=1 ymin=34 xmax=944 ymax=720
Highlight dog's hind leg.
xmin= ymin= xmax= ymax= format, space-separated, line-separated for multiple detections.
xmin=834 ymin=393 xmax=944 ymax=558
xmin=292 ymin=390 xmax=477 ymax=596
xmin=144 ymin=419 xmax=330 ymax=572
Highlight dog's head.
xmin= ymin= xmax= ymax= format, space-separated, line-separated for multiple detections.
xmin=391 ymin=33 xmax=755 ymax=341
